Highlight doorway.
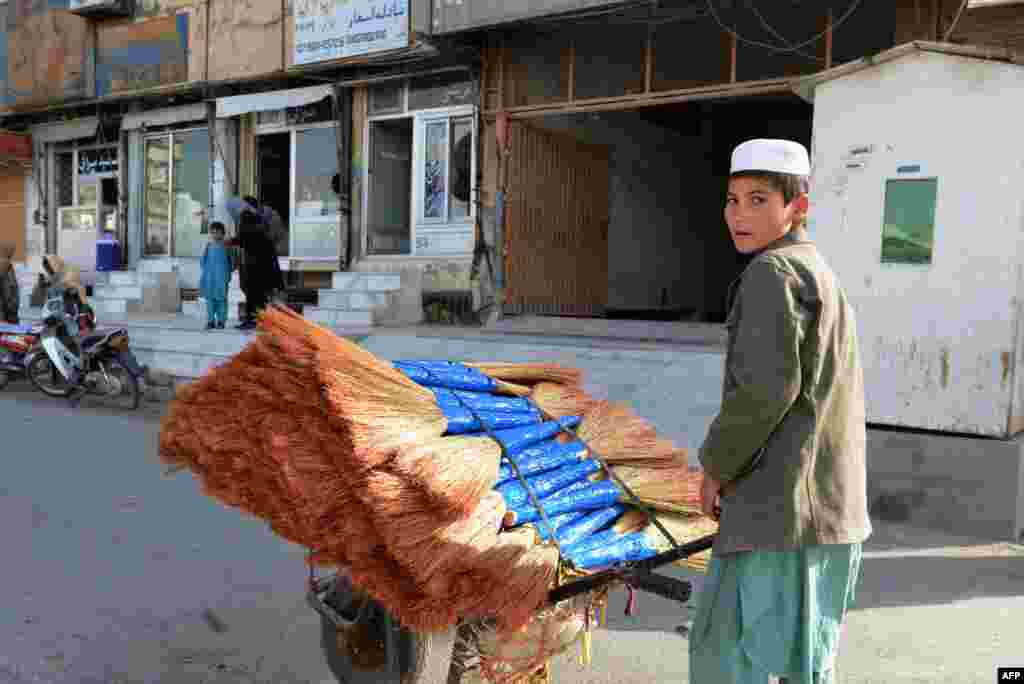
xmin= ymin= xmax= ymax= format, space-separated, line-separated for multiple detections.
xmin=256 ymin=132 xmax=291 ymax=256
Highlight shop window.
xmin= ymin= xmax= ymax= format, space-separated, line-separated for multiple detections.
xmin=881 ymin=178 xmax=938 ymax=266
xmin=56 ymin=152 xmax=75 ymax=207
xmin=293 ymin=126 xmax=342 ymax=259
xmin=142 ymin=129 xmax=210 ymax=258
xmin=421 ymin=115 xmax=472 ymax=224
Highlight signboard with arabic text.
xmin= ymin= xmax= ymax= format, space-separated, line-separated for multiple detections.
xmin=293 ymin=0 xmax=410 ymax=66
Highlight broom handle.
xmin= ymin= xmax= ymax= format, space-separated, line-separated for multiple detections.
xmin=418 ymin=367 xmax=568 ymax=560
xmin=547 ymin=534 xmax=713 ymax=604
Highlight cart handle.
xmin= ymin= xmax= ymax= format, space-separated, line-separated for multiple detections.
xmin=547 ymin=534 xmax=715 ymax=605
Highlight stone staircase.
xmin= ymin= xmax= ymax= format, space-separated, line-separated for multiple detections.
xmin=90 ymin=270 xmax=180 ymax=316
xmin=304 ymin=272 xmax=402 ymax=327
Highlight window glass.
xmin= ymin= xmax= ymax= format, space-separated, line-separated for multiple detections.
xmin=171 ymin=129 xmax=210 ymax=258
xmin=370 ymin=82 xmax=404 ymax=115
xmin=408 ymin=72 xmax=475 ymax=110
xmin=292 ymin=127 xmax=340 ymax=258
xmin=449 ymin=117 xmax=472 ymax=221
xmin=143 ymin=137 xmax=171 ymax=256
xmin=77 ymin=180 xmax=98 ymax=207
xmin=56 ymin=152 xmax=75 ymax=208
xmin=423 ymin=120 xmax=448 ymax=220
xmin=881 ymin=178 xmax=938 ymax=265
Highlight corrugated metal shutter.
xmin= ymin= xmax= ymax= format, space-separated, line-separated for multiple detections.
xmin=504 ymin=123 xmax=609 ymax=317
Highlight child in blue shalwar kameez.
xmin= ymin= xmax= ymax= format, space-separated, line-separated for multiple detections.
xmin=200 ymin=222 xmax=232 ymax=330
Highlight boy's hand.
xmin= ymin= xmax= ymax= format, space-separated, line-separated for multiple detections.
xmin=701 ymin=473 xmax=722 ymax=521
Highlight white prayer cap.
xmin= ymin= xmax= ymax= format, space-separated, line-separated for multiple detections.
xmin=730 ymin=139 xmax=810 ymax=176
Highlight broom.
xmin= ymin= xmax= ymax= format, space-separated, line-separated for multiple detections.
xmin=565 ymin=513 xmax=718 ymax=573
xmin=528 ymin=382 xmax=595 ymax=419
xmin=464 ymin=362 xmax=583 ymax=387
xmin=574 ymin=401 xmax=678 ymax=469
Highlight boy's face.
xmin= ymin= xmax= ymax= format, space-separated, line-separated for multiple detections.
xmin=724 ymin=176 xmax=808 ymax=254
xmin=211 ymin=229 xmax=225 ymax=243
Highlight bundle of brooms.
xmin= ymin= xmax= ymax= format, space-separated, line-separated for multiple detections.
xmin=159 ymin=306 xmax=715 ymax=649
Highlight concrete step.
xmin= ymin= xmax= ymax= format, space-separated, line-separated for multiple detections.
xmin=317 ymin=290 xmax=392 ymax=311
xmin=91 ymin=297 xmax=142 ymax=316
xmin=19 ymin=310 xmax=372 ymax=379
xmin=304 ymin=307 xmax=374 ymax=326
xmin=94 ymin=284 xmax=144 ymax=300
xmin=96 ymin=271 xmax=165 ymax=287
xmin=331 ymin=273 xmax=401 ymax=292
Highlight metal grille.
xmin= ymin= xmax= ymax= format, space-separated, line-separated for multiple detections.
xmin=422 ymin=291 xmax=477 ymax=325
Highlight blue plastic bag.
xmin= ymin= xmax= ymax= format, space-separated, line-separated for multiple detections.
xmin=506 ymin=480 xmax=620 ymax=525
xmin=496 ymin=460 xmax=602 ymax=508
xmin=555 ymin=505 xmax=626 ymax=548
xmin=497 ymin=440 xmax=589 ymax=485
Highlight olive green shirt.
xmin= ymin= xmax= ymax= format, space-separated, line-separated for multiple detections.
xmin=699 ymin=228 xmax=872 ymax=555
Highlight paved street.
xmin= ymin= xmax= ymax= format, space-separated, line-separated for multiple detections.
xmin=2 ymin=382 xmax=1023 ymax=683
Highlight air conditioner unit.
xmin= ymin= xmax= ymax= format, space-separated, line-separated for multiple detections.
xmin=69 ymin=0 xmax=133 ymax=18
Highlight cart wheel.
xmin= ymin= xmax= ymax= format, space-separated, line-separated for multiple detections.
xmin=319 ymin=584 xmax=462 ymax=683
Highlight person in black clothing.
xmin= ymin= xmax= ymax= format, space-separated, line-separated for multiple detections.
xmin=232 ymin=209 xmax=284 ymax=330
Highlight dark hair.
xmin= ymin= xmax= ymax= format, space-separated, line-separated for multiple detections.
xmin=210 ymin=221 xmax=226 ymax=234
xmin=243 ymin=195 xmax=260 ymax=207
xmin=730 ymin=170 xmax=809 ymax=205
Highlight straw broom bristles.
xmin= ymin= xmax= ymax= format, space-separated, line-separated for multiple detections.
xmin=528 ymin=382 xmax=594 ymax=419
xmin=601 ymin=463 xmax=702 ymax=514
xmin=644 ymin=513 xmax=719 ymax=573
xmin=465 ymin=362 xmax=583 ymax=387
xmin=575 ymin=401 xmax=677 ymax=467
xmin=390 ymin=435 xmax=503 ymax=520
xmin=387 ymin=492 xmax=506 ymax=586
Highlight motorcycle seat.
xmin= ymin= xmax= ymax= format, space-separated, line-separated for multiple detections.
xmin=81 ymin=334 xmax=106 ymax=350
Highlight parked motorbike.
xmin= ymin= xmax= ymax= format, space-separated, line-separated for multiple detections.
xmin=25 ymin=288 xmax=145 ymax=410
xmin=0 ymin=322 xmax=42 ymax=390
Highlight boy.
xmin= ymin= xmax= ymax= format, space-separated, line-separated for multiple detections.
xmin=690 ymin=139 xmax=871 ymax=684
xmin=200 ymin=222 xmax=232 ymax=330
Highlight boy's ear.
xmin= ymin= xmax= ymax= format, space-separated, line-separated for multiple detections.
xmin=792 ymin=192 xmax=810 ymax=223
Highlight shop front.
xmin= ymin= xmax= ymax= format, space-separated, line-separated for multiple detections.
xmin=0 ymin=132 xmax=33 ymax=262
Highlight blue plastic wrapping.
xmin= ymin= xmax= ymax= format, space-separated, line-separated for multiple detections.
xmin=507 ymin=480 xmax=620 ymax=525
xmin=555 ymin=505 xmax=626 ymax=548
xmin=441 ymin=406 xmax=541 ymax=434
xmin=531 ymin=511 xmax=587 ymax=541
xmin=394 ymin=363 xmax=499 ymax=392
xmin=497 ymin=440 xmax=589 ymax=485
xmin=566 ymin=531 xmax=659 ymax=569
xmin=561 ymin=527 xmax=622 ymax=556
xmin=492 ymin=417 xmax=581 ymax=454
xmin=496 ymin=460 xmax=602 ymax=508
xmin=431 ymin=388 xmax=536 ymax=414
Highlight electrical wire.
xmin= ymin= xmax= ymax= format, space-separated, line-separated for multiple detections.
xmin=705 ymin=0 xmax=864 ymax=55
xmin=745 ymin=0 xmax=824 ymax=62
xmin=943 ymin=0 xmax=970 ymax=41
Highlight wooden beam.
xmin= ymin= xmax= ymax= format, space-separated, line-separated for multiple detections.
xmin=567 ymin=41 xmax=576 ymax=102
xmin=727 ymin=30 xmax=737 ymax=83
xmin=483 ymin=78 xmax=793 ymax=120
xmin=644 ymin=28 xmax=653 ymax=93
xmin=498 ymin=37 xmax=506 ymax=111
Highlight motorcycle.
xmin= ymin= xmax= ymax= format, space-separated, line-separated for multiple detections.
xmin=0 ymin=322 xmax=42 ymax=390
xmin=25 ymin=288 xmax=145 ymax=410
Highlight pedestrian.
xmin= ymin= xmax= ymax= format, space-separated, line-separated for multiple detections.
xmin=689 ymin=139 xmax=871 ymax=684
xmin=0 ymin=243 xmax=19 ymax=324
xmin=233 ymin=209 xmax=284 ymax=330
xmin=248 ymin=195 xmax=288 ymax=257
xmin=199 ymin=221 xmax=232 ymax=330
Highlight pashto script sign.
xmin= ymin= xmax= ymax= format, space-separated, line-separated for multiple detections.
xmin=293 ymin=0 xmax=410 ymax=66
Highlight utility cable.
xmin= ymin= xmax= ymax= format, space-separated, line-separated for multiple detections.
xmin=705 ymin=0 xmax=864 ymax=55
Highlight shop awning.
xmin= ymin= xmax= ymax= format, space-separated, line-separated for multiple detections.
xmin=215 ymin=85 xmax=334 ymax=119
xmin=121 ymin=103 xmax=208 ymax=131
xmin=30 ymin=117 xmax=99 ymax=144
xmin=0 ymin=132 xmax=32 ymax=163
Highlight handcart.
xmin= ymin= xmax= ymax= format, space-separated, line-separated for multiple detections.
xmin=308 ymin=533 xmax=716 ymax=683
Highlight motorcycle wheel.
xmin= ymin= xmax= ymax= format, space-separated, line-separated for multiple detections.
xmin=26 ymin=353 xmax=74 ymax=397
xmin=94 ymin=357 xmax=141 ymax=411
